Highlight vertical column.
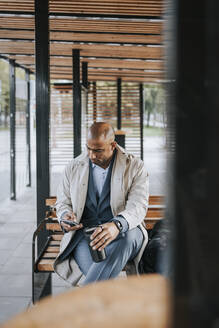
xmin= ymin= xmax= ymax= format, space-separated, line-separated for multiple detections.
xmin=35 ymin=0 xmax=51 ymax=301
xmin=72 ymin=49 xmax=81 ymax=157
xmin=9 ymin=59 xmax=16 ymax=200
xmin=139 ymin=83 xmax=144 ymax=160
xmin=82 ymin=62 xmax=88 ymax=89
xmin=115 ymin=78 xmax=126 ymax=148
xmin=93 ymin=81 xmax=97 ymax=122
xmin=25 ymin=69 xmax=31 ymax=187
xmin=172 ymin=0 xmax=219 ymax=326
xmin=117 ymin=78 xmax=121 ymax=130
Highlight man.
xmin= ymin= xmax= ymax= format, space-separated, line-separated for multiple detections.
xmin=54 ymin=122 xmax=149 ymax=286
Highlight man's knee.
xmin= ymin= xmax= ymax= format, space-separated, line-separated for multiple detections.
xmin=120 ymin=227 xmax=143 ymax=249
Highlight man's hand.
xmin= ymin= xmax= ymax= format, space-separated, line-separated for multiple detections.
xmin=90 ymin=222 xmax=120 ymax=251
xmin=60 ymin=212 xmax=83 ymax=232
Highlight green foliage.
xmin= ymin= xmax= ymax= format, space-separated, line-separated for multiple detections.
xmin=144 ymin=126 xmax=165 ymax=136
xmin=0 ymin=59 xmax=9 ymax=127
xmin=144 ymin=84 xmax=166 ymax=127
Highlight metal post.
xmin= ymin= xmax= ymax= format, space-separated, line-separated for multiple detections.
xmin=171 ymin=0 xmax=219 ymax=326
xmin=82 ymin=62 xmax=88 ymax=89
xmin=34 ymin=0 xmax=51 ymax=301
xmin=117 ymin=78 xmax=122 ymax=130
xmin=73 ymin=49 xmax=81 ymax=157
xmin=139 ymin=83 xmax=144 ymax=160
xmin=9 ymin=59 xmax=16 ymax=200
xmin=25 ymin=69 xmax=31 ymax=187
xmin=93 ymin=81 xmax=97 ymax=122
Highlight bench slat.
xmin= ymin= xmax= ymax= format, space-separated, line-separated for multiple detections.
xmin=45 ymin=197 xmax=56 ymax=206
xmin=51 ymin=234 xmax=63 ymax=240
xmin=49 ymin=240 xmax=60 ymax=246
xmin=46 ymin=223 xmax=62 ymax=231
xmin=146 ymin=209 xmax=164 ymax=218
xmin=37 ymin=259 xmax=55 ymax=271
xmin=42 ymin=252 xmax=58 ymax=258
xmin=148 ymin=195 xmax=164 ymax=205
xmin=45 ymin=207 xmax=164 ymax=232
xmin=45 ymin=195 xmax=165 ymax=207
xmin=46 ymin=246 xmax=60 ymax=253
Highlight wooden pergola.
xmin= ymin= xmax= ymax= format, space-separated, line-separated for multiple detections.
xmin=0 ymin=0 xmax=164 ymax=83
xmin=1 ymin=2 xmax=219 ymax=327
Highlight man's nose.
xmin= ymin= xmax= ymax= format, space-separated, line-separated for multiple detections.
xmin=89 ymin=151 xmax=97 ymax=159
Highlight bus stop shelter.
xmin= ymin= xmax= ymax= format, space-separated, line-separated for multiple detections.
xmin=1 ymin=0 xmax=219 ymax=327
xmin=0 ymin=0 xmax=165 ymax=307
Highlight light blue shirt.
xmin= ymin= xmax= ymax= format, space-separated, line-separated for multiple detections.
xmin=91 ymin=163 xmax=109 ymax=197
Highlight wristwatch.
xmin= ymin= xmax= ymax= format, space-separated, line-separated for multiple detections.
xmin=113 ymin=220 xmax=123 ymax=232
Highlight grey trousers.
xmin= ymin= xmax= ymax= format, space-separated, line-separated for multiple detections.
xmin=73 ymin=227 xmax=144 ymax=285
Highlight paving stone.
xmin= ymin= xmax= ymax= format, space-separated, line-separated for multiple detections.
xmin=11 ymin=243 xmax=32 ymax=258
xmin=0 ymin=296 xmax=31 ymax=324
xmin=0 ymin=257 xmax=31 ymax=275
xmin=0 ymin=274 xmax=32 ymax=297
xmin=0 ymin=223 xmax=33 ymax=235
xmin=22 ymin=232 xmax=34 ymax=243
xmin=0 ymin=250 xmax=13 ymax=265
xmin=0 ymin=237 xmax=22 ymax=251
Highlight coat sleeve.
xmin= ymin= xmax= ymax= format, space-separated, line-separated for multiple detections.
xmin=56 ymin=162 xmax=73 ymax=222
xmin=118 ymin=160 xmax=149 ymax=230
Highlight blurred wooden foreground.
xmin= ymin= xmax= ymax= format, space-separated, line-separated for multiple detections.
xmin=1 ymin=275 xmax=170 ymax=328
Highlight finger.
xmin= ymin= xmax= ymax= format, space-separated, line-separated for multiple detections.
xmin=61 ymin=222 xmax=83 ymax=231
xmin=64 ymin=214 xmax=72 ymax=220
xmin=70 ymin=213 xmax=77 ymax=220
xmin=97 ymin=237 xmax=112 ymax=251
xmin=90 ymin=226 xmax=105 ymax=240
xmin=91 ymin=234 xmax=110 ymax=250
xmin=69 ymin=223 xmax=83 ymax=231
xmin=90 ymin=231 xmax=108 ymax=246
xmin=61 ymin=222 xmax=71 ymax=231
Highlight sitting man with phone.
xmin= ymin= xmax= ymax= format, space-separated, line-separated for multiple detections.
xmin=54 ymin=122 xmax=149 ymax=286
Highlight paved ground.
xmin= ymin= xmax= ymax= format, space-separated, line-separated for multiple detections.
xmin=0 ymin=134 xmax=167 ymax=324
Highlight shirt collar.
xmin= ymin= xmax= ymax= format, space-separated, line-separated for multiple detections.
xmin=91 ymin=162 xmax=109 ymax=171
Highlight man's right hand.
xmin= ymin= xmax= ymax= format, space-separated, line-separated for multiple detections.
xmin=60 ymin=212 xmax=83 ymax=232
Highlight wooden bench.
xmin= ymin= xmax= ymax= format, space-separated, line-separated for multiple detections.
xmin=32 ymin=195 xmax=165 ymax=303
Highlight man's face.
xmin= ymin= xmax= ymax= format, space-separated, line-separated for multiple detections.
xmin=86 ymin=138 xmax=116 ymax=169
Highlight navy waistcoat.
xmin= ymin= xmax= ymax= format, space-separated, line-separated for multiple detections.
xmin=81 ymin=154 xmax=115 ymax=228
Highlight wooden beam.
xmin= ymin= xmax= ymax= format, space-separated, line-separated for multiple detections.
xmin=50 ymin=74 xmax=163 ymax=82
xmin=0 ymin=29 xmax=162 ymax=44
xmin=11 ymin=56 xmax=163 ymax=71
xmin=0 ymin=16 xmax=162 ymax=35
xmin=0 ymin=41 xmax=163 ymax=60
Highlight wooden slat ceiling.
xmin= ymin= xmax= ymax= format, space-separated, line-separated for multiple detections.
xmin=0 ymin=0 xmax=165 ymax=82
xmin=0 ymin=0 xmax=163 ymax=17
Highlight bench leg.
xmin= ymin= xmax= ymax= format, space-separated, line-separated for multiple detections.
xmin=32 ymin=272 xmax=52 ymax=304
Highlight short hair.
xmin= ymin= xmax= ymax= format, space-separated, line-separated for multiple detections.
xmin=87 ymin=122 xmax=115 ymax=142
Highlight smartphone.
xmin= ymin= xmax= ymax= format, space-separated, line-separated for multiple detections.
xmin=61 ymin=219 xmax=79 ymax=227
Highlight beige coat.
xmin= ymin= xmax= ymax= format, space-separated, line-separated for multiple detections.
xmin=54 ymin=145 xmax=149 ymax=285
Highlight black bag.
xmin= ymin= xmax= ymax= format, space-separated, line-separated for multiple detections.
xmin=138 ymin=220 xmax=170 ymax=275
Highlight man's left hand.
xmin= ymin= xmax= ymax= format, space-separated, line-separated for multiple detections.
xmin=90 ymin=222 xmax=120 ymax=251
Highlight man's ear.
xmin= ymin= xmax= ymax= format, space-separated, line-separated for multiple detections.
xmin=111 ymin=141 xmax=117 ymax=150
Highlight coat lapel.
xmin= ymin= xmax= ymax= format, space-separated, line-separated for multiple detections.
xmin=110 ymin=146 xmax=127 ymax=215
xmin=75 ymin=158 xmax=89 ymax=220
xmin=98 ymin=153 xmax=115 ymax=206
xmin=87 ymin=160 xmax=98 ymax=208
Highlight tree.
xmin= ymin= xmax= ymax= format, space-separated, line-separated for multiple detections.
xmin=144 ymin=84 xmax=166 ymax=127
